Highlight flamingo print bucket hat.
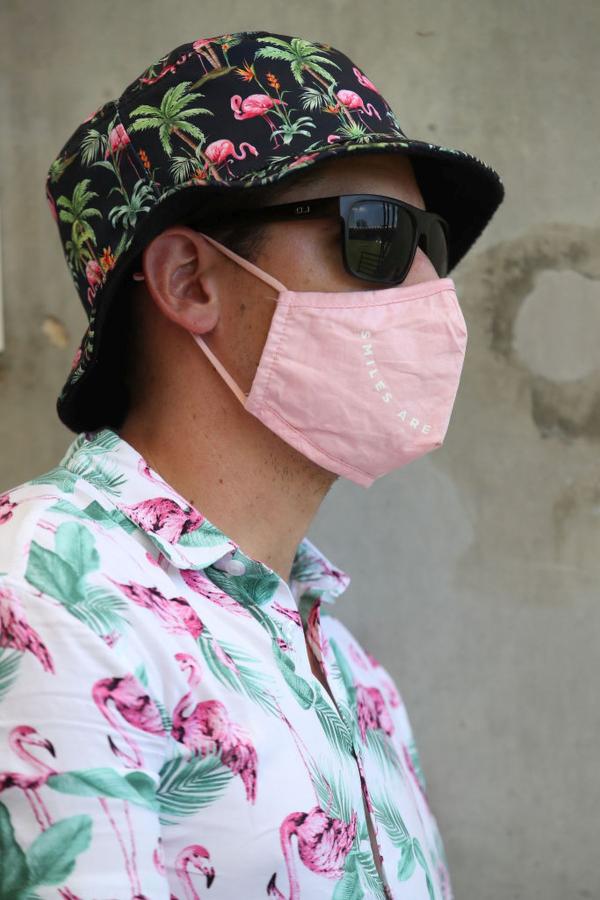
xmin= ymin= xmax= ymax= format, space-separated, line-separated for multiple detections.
xmin=46 ymin=29 xmax=505 ymax=433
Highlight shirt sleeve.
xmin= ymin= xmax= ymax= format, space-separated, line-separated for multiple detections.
xmin=0 ymin=577 xmax=171 ymax=898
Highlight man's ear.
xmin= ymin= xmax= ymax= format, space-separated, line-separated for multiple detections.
xmin=140 ymin=226 xmax=222 ymax=334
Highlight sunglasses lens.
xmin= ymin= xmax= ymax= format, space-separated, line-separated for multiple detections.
xmin=347 ymin=200 xmax=414 ymax=282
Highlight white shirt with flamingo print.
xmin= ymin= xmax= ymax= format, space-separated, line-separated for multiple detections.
xmin=0 ymin=427 xmax=452 ymax=899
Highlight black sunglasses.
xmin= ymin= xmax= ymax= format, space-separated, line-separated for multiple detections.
xmin=186 ymin=193 xmax=450 ymax=285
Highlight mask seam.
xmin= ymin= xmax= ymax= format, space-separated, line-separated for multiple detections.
xmin=274 ymin=282 xmax=456 ymax=310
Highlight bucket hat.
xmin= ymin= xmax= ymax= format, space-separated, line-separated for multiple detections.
xmin=45 ymin=29 xmax=505 ymax=433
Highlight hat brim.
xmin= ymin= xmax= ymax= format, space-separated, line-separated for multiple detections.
xmin=57 ymin=134 xmax=504 ymax=434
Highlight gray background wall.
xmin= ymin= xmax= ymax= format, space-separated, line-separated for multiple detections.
xmin=1 ymin=2 xmax=598 ymax=897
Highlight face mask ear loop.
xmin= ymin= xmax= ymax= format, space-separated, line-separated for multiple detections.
xmin=191 ymin=333 xmax=249 ymax=405
xmin=191 ymin=232 xmax=290 ymax=406
xmin=198 ymin=231 xmax=289 ymax=294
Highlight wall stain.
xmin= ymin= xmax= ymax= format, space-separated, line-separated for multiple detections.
xmin=552 ymin=476 xmax=600 ymax=556
xmin=41 ymin=315 xmax=70 ymax=349
xmin=459 ymin=223 xmax=600 ymax=442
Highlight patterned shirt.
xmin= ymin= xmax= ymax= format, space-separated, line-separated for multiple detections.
xmin=0 ymin=427 xmax=452 ymax=899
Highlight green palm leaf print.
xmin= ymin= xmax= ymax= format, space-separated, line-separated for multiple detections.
xmin=0 ymin=801 xmax=92 ymax=896
xmin=68 ymin=585 xmax=129 ymax=636
xmin=157 ymin=751 xmax=233 ymax=822
xmin=307 ymin=762 xmax=354 ymax=825
xmin=313 ymin=690 xmax=354 ymax=758
xmin=206 ymin=559 xmax=280 ymax=607
xmin=0 ymin=649 xmax=21 ymax=703
xmin=332 ymin=851 xmax=364 ymax=900
xmin=329 ymin=637 xmax=357 ymax=708
xmin=370 ymin=792 xmax=410 ymax=848
xmin=47 ymin=499 xmax=137 ymax=533
xmin=62 ymin=453 xmax=127 ymax=496
xmin=200 ymin=636 xmax=278 ymax=716
xmin=365 ymin=729 xmax=403 ymax=777
xmin=25 ymin=523 xmax=129 ymax=637
xmin=271 ymin=639 xmax=315 ymax=709
xmin=47 ymin=768 xmax=158 ymax=811
xmin=29 ymin=467 xmax=79 ymax=494
xmin=178 ymin=521 xmax=233 ymax=547
xmin=354 ymin=848 xmax=387 ymax=900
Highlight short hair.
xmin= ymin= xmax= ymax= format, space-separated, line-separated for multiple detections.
xmin=98 ymin=164 xmax=329 ymax=430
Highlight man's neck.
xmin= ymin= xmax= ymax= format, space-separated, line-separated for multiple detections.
xmin=117 ymin=402 xmax=336 ymax=584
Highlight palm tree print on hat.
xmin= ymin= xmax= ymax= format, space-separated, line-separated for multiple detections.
xmin=127 ymin=81 xmax=225 ymax=183
xmin=251 ymin=35 xmax=392 ymax=143
xmin=55 ymin=139 xmax=153 ymax=305
xmin=56 ymin=178 xmax=102 ymax=286
xmin=254 ymin=36 xmax=342 ymax=91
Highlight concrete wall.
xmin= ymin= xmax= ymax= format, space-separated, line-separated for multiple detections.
xmin=1 ymin=2 xmax=598 ymax=897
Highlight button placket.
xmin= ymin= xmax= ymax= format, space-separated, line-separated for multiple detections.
xmin=294 ymin=596 xmax=394 ymax=898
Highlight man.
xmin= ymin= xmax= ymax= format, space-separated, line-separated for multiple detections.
xmin=0 ymin=31 xmax=503 ymax=898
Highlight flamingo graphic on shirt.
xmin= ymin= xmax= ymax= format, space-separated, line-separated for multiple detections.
xmin=355 ymin=683 xmax=394 ymax=744
xmin=118 ymin=497 xmax=205 ymax=543
xmin=0 ymin=584 xmax=55 ymax=673
xmin=107 ymin=576 xmax=244 ymax=676
xmin=92 ymin=672 xmax=168 ymax=768
xmin=181 ymin=567 xmax=253 ymax=618
xmin=175 ymin=843 xmax=216 ymax=898
xmin=267 ymin=806 xmax=358 ymax=899
xmin=0 ymin=725 xmax=56 ymax=829
xmin=265 ymin=700 xmax=365 ymax=898
xmin=0 ymin=491 xmax=17 ymax=524
xmin=171 ymin=652 xmax=258 ymax=804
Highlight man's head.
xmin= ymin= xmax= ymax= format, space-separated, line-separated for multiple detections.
xmin=47 ymin=31 xmax=503 ymax=435
xmin=118 ymin=151 xmax=436 ymax=436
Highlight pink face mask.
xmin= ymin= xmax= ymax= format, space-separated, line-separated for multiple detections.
xmin=187 ymin=232 xmax=468 ymax=488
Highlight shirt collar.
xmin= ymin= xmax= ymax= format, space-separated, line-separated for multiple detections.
xmin=58 ymin=427 xmax=350 ymax=607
